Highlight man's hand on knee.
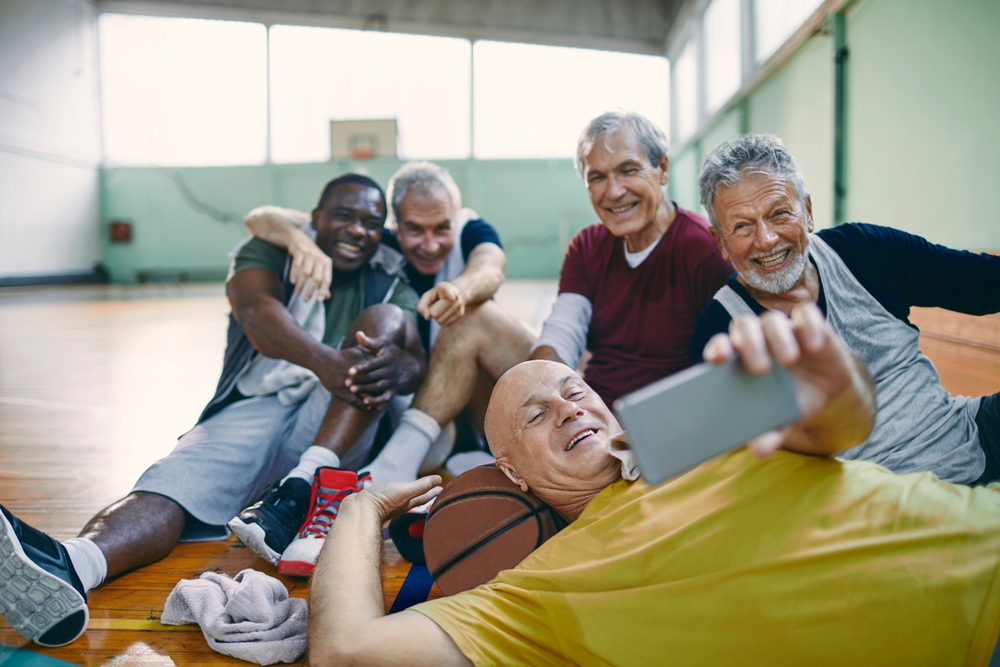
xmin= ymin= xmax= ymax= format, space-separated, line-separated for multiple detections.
xmin=345 ymin=331 xmax=424 ymax=408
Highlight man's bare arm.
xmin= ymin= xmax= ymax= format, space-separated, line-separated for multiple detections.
xmin=228 ymin=269 xmax=353 ymax=400
xmin=418 ymin=243 xmax=507 ymax=327
xmin=529 ymin=344 xmax=568 ymax=365
xmin=308 ymin=477 xmax=472 ymax=667
xmin=244 ymin=206 xmax=332 ymax=301
xmin=703 ymin=303 xmax=876 ymax=458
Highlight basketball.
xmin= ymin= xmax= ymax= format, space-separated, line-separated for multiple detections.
xmin=423 ymin=465 xmax=566 ymax=596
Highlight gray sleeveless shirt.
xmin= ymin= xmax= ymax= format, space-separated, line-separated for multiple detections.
xmin=713 ymin=233 xmax=983 ymax=483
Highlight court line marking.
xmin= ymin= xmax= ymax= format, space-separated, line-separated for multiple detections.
xmin=0 ymin=396 xmax=108 ymax=413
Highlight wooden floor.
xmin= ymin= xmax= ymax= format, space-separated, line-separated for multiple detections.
xmin=0 ymin=281 xmax=996 ymax=666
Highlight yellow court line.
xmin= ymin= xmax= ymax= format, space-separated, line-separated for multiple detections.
xmin=87 ymin=619 xmax=199 ymax=632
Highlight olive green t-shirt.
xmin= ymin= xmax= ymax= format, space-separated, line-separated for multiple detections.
xmin=229 ymin=238 xmax=417 ymax=347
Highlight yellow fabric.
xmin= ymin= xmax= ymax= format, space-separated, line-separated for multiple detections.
xmin=414 ymin=449 xmax=1000 ymax=667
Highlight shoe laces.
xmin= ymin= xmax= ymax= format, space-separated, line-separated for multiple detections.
xmin=297 ymin=483 xmax=358 ymax=539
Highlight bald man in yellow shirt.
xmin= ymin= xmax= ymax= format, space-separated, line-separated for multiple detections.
xmin=307 ymin=304 xmax=1000 ymax=667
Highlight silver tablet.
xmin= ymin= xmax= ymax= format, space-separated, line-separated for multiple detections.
xmin=613 ymin=359 xmax=801 ymax=486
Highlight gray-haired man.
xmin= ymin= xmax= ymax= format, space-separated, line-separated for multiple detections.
xmin=691 ymin=133 xmax=1000 ymax=485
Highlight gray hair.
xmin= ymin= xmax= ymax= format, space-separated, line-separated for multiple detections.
xmin=699 ymin=134 xmax=809 ymax=229
xmin=385 ymin=161 xmax=462 ymax=230
xmin=576 ymin=110 xmax=670 ymax=178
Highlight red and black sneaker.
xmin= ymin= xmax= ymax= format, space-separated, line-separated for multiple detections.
xmin=277 ymin=467 xmax=371 ymax=576
xmin=0 ymin=504 xmax=89 ymax=647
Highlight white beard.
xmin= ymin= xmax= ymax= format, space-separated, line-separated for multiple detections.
xmin=741 ymin=240 xmax=809 ymax=294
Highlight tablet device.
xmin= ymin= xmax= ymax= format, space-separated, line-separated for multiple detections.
xmin=613 ymin=359 xmax=800 ymax=486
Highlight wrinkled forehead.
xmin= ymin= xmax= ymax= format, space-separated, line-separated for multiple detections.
xmin=323 ymin=183 xmax=385 ymax=214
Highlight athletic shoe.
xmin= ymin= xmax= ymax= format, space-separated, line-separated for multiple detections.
xmin=228 ymin=477 xmax=311 ymax=565
xmin=277 ymin=468 xmax=371 ymax=577
xmin=0 ymin=505 xmax=89 ymax=647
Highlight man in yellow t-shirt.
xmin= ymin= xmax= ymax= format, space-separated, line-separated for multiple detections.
xmin=308 ymin=304 xmax=1000 ymax=667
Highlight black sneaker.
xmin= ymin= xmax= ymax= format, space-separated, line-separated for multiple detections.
xmin=0 ymin=505 xmax=89 ymax=647
xmin=228 ymin=477 xmax=311 ymax=565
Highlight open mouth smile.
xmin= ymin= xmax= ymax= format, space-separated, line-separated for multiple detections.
xmin=336 ymin=241 xmax=364 ymax=257
xmin=606 ymin=202 xmax=638 ymax=215
xmin=566 ymin=429 xmax=596 ymax=451
xmin=750 ymin=247 xmax=792 ymax=269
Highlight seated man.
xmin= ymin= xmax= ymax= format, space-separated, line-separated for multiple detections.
xmin=691 ymin=133 xmax=1000 ymax=485
xmin=243 ymin=161 xmax=535 ymax=493
xmin=532 ymin=110 xmax=732 ymax=407
xmin=307 ymin=305 xmax=1000 ymax=666
xmin=0 ymin=174 xmax=425 ymax=647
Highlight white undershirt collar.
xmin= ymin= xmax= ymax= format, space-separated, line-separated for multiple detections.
xmin=623 ymin=235 xmax=662 ymax=268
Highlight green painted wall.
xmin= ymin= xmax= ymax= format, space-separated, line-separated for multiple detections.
xmin=101 ymin=158 xmax=593 ymax=282
xmin=669 ymin=0 xmax=997 ymax=248
xmin=844 ymin=0 xmax=1000 ymax=250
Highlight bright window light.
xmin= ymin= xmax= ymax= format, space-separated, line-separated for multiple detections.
xmin=672 ymin=38 xmax=699 ymax=144
xmin=269 ymin=26 xmax=471 ymax=163
xmin=755 ymin=0 xmax=824 ymax=63
xmin=99 ymin=14 xmax=267 ymax=166
xmin=703 ymin=0 xmax=742 ymax=113
xmin=473 ymin=41 xmax=668 ymax=159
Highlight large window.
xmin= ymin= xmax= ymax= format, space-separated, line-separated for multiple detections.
xmin=473 ymin=41 xmax=668 ymax=159
xmin=703 ymin=0 xmax=742 ymax=114
xmin=755 ymin=0 xmax=825 ymax=63
xmin=100 ymin=14 xmax=267 ymax=166
xmin=672 ymin=38 xmax=699 ymax=144
xmin=269 ymin=26 xmax=471 ymax=163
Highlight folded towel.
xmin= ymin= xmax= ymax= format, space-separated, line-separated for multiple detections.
xmin=161 ymin=569 xmax=307 ymax=665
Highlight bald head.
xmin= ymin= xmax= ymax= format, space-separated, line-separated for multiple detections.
xmin=485 ymin=361 xmax=623 ymax=518
xmin=485 ymin=360 xmax=572 ymax=458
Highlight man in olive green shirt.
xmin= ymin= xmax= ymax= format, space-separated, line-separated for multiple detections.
xmin=0 ymin=174 xmax=429 ymax=652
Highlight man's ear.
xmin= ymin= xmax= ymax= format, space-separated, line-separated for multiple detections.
xmin=804 ymin=195 xmax=814 ymax=233
xmin=495 ymin=458 xmax=529 ymax=493
xmin=311 ymin=208 xmax=320 ymax=232
xmin=709 ymin=225 xmax=729 ymax=260
xmin=658 ymin=156 xmax=670 ymax=186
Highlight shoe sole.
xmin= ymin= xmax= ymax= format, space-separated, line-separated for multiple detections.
xmin=0 ymin=512 xmax=88 ymax=647
xmin=277 ymin=559 xmax=316 ymax=577
xmin=227 ymin=517 xmax=281 ymax=566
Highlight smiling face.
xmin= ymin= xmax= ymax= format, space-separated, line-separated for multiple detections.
xmin=312 ymin=183 xmax=386 ymax=275
xmin=583 ymin=128 xmax=670 ymax=250
xmin=395 ymin=189 xmax=456 ymax=276
xmin=710 ymin=171 xmax=813 ymax=294
xmin=486 ymin=361 xmax=623 ymax=512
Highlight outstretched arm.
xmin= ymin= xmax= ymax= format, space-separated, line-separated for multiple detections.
xmin=308 ymin=477 xmax=472 ymax=667
xmin=417 ymin=242 xmax=506 ymax=327
xmin=703 ymin=303 xmax=876 ymax=457
xmin=244 ymin=206 xmax=332 ymax=301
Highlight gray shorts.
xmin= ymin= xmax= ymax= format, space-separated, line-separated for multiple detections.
xmin=132 ymin=383 xmax=381 ymax=534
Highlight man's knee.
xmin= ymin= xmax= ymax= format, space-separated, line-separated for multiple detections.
xmin=345 ymin=303 xmax=407 ymax=348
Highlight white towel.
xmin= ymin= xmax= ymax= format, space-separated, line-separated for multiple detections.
xmin=161 ymin=569 xmax=307 ymax=665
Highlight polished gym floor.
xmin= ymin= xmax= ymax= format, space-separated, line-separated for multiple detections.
xmin=0 ymin=279 xmax=995 ymax=666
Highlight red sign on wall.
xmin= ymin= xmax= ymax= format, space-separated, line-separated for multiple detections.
xmin=109 ymin=221 xmax=132 ymax=243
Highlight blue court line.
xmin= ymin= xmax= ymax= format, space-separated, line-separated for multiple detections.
xmin=388 ymin=564 xmax=435 ymax=614
xmin=0 ymin=645 xmax=78 ymax=667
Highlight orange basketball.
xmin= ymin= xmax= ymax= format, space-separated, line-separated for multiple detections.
xmin=423 ymin=465 xmax=566 ymax=595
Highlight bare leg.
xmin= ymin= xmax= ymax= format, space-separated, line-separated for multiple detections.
xmin=78 ymin=492 xmax=186 ymax=579
xmin=413 ymin=301 xmax=535 ymax=426
xmin=311 ymin=303 xmax=409 ymax=457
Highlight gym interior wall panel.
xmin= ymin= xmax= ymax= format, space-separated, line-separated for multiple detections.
xmin=0 ymin=153 xmax=101 ymax=276
xmin=746 ymin=31 xmax=834 ymax=231
xmin=845 ymin=0 xmax=1000 ymax=250
xmin=669 ymin=147 xmax=701 ymax=214
xmin=100 ymin=159 xmax=592 ymax=281
xmin=0 ymin=0 xmax=102 ymax=278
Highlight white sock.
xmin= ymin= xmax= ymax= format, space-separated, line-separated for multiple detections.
xmin=62 ymin=537 xmax=107 ymax=593
xmin=282 ymin=446 xmax=341 ymax=483
xmin=366 ymin=409 xmax=442 ymax=485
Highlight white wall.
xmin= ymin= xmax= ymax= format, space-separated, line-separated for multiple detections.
xmin=0 ymin=0 xmax=102 ymax=278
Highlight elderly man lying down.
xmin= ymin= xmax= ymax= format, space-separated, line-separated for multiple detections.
xmin=307 ymin=304 xmax=1000 ymax=667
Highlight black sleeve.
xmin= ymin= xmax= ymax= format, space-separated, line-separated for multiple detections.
xmin=818 ymin=223 xmax=1000 ymax=320
xmin=460 ymin=219 xmax=503 ymax=262
xmin=690 ymin=300 xmax=736 ymax=364
xmin=381 ymin=228 xmax=402 ymax=252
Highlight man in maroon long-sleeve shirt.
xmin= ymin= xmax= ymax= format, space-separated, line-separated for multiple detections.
xmin=531 ymin=111 xmax=732 ymax=406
